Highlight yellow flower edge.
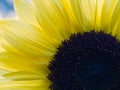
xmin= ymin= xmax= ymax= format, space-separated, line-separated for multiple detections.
xmin=0 ymin=0 xmax=120 ymax=89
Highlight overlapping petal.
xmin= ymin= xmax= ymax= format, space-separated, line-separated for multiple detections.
xmin=32 ymin=0 xmax=71 ymax=38
xmin=0 ymin=0 xmax=120 ymax=89
xmin=14 ymin=0 xmax=39 ymax=27
xmin=0 ymin=20 xmax=57 ymax=57
xmin=0 ymin=52 xmax=50 ymax=72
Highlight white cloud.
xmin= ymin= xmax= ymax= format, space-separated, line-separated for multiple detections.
xmin=6 ymin=0 xmax=13 ymax=5
xmin=0 ymin=14 xmax=3 ymax=19
xmin=0 ymin=10 xmax=16 ymax=19
xmin=0 ymin=0 xmax=32 ymax=19
xmin=0 ymin=0 xmax=16 ymax=19
xmin=6 ymin=11 xmax=16 ymax=18
xmin=0 ymin=8 xmax=6 ymax=19
xmin=7 ymin=0 xmax=32 ymax=4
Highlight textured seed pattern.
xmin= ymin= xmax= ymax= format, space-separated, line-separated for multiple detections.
xmin=48 ymin=31 xmax=120 ymax=90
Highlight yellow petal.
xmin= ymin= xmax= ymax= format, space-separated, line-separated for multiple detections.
xmin=94 ymin=0 xmax=104 ymax=30
xmin=0 ymin=79 xmax=50 ymax=90
xmin=32 ymin=0 xmax=71 ymax=40
xmin=66 ymin=0 xmax=97 ymax=32
xmin=0 ymin=52 xmax=50 ymax=72
xmin=101 ymin=0 xmax=119 ymax=33
xmin=112 ymin=20 xmax=120 ymax=40
xmin=14 ymin=0 xmax=39 ymax=27
xmin=0 ymin=68 xmax=9 ymax=75
xmin=3 ymin=71 xmax=48 ymax=81
xmin=0 ymin=71 xmax=50 ymax=89
xmin=0 ymin=37 xmax=20 ymax=54
xmin=109 ymin=0 xmax=120 ymax=36
xmin=0 ymin=20 xmax=55 ymax=57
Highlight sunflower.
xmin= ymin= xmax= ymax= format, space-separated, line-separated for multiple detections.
xmin=0 ymin=0 xmax=120 ymax=90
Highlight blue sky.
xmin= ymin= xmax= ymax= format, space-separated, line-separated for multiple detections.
xmin=0 ymin=0 xmax=15 ymax=18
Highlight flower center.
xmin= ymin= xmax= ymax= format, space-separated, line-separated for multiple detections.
xmin=48 ymin=31 xmax=120 ymax=90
